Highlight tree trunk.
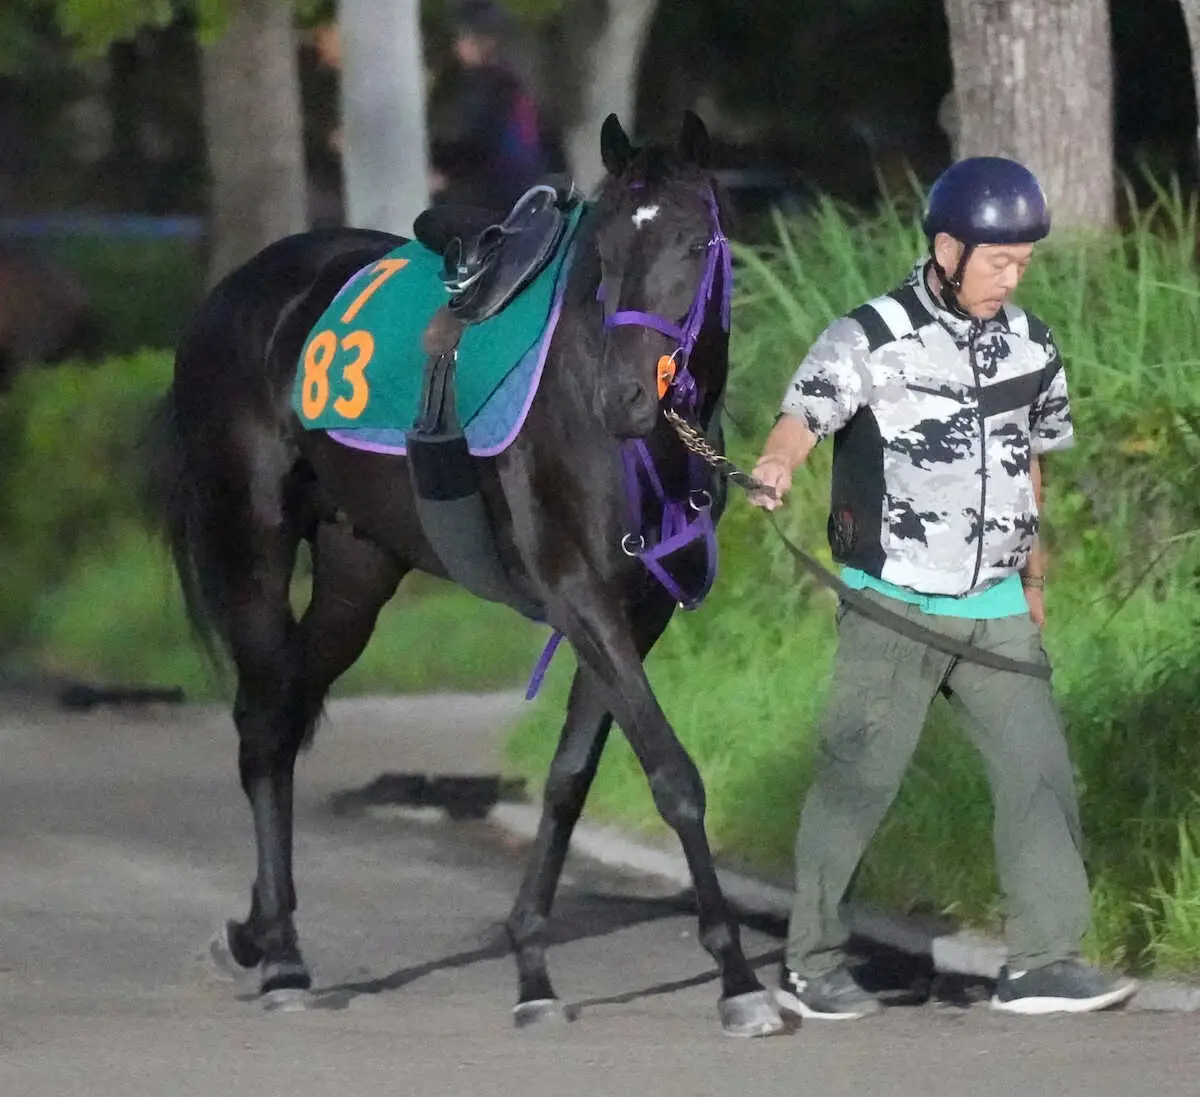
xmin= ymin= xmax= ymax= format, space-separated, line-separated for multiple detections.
xmin=200 ymin=0 xmax=306 ymax=286
xmin=943 ymin=0 xmax=1114 ymax=230
xmin=1180 ymin=1 xmax=1200 ymax=167
xmin=563 ymin=0 xmax=658 ymax=195
xmin=338 ymin=0 xmax=430 ymax=237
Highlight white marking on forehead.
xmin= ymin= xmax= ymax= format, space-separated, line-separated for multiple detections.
xmin=632 ymin=204 xmax=660 ymax=228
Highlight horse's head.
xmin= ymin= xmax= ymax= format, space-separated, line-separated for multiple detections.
xmin=585 ymin=111 xmax=732 ymax=439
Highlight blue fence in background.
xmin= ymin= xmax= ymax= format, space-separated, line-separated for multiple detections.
xmin=0 ymin=214 xmax=207 ymax=240
xmin=0 ymin=174 xmax=808 ymax=243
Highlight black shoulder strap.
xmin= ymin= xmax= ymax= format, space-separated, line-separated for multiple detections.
xmin=847 ymin=302 xmax=895 ymax=352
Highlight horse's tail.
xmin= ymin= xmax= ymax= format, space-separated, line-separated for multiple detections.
xmin=141 ymin=385 xmax=226 ymax=676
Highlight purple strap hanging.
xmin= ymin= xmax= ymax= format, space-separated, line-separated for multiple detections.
xmin=524 ymin=629 xmax=564 ymax=701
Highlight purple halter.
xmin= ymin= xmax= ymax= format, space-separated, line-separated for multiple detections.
xmin=525 ymin=186 xmax=733 ymax=701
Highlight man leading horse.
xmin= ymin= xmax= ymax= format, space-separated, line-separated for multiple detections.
xmin=749 ymin=156 xmax=1139 ymax=1019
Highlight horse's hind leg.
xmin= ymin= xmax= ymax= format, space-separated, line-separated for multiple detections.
xmin=210 ymin=513 xmax=308 ymax=999
xmin=222 ymin=518 xmax=403 ymax=1003
xmin=505 ymin=595 xmax=673 ymax=1025
xmin=506 ymin=666 xmax=613 ymax=1025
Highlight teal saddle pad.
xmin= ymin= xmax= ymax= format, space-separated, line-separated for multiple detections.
xmin=292 ymin=204 xmax=584 ymax=456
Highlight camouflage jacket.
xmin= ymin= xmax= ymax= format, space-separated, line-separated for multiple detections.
xmin=780 ymin=259 xmax=1074 ymax=597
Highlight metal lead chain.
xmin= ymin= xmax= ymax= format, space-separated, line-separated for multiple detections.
xmin=661 ymin=408 xmax=775 ymax=498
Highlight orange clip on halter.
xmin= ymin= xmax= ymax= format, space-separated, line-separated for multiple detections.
xmin=656 ymin=355 xmax=677 ymax=399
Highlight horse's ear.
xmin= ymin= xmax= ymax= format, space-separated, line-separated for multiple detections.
xmin=601 ymin=113 xmax=635 ymax=176
xmin=678 ymin=110 xmax=710 ymax=168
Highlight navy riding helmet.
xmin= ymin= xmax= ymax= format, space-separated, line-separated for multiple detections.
xmin=922 ymin=157 xmax=1050 ymax=313
xmin=923 ymin=156 xmax=1051 ymax=245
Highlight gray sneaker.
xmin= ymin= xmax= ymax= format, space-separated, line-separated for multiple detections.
xmin=776 ymin=963 xmax=883 ymax=1020
xmin=991 ymin=960 xmax=1138 ymax=1015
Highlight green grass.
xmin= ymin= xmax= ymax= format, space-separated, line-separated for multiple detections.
xmin=1141 ymin=814 xmax=1200 ymax=975
xmin=0 ymin=350 xmax=175 ymax=650
xmin=23 ymin=523 xmax=548 ymax=701
xmin=506 ymin=184 xmax=1200 ymax=974
xmin=333 ymin=583 xmax=548 ymax=697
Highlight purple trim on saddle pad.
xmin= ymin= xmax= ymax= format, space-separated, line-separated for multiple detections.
xmin=324 ymin=432 xmax=408 ymax=456
xmin=331 ymin=262 xmax=374 ymax=306
xmin=326 ymin=245 xmax=573 ymax=458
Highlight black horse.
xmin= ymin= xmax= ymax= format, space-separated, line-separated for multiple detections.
xmin=149 ymin=111 xmax=784 ymax=1037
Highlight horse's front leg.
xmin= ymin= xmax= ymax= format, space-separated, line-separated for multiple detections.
xmin=552 ymin=595 xmax=785 ymax=1037
xmin=506 ymin=590 xmax=678 ymax=1024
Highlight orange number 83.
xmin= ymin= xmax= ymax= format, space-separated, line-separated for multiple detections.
xmin=301 ymin=328 xmax=375 ymax=421
xmin=299 ymin=257 xmax=409 ymax=422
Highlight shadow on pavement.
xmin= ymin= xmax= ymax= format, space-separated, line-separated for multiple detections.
xmin=311 ymin=885 xmax=992 ymax=1013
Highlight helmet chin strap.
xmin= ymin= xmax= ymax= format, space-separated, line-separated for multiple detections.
xmin=929 ymin=243 xmax=975 ymax=321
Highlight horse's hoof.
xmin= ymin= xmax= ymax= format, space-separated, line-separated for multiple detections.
xmin=719 ymin=989 xmax=787 ymax=1038
xmin=261 ymin=959 xmax=312 ymax=997
xmin=512 ymin=997 xmax=570 ymax=1028
xmin=207 ymin=926 xmax=251 ymax=981
xmin=261 ymin=987 xmax=311 ymax=1014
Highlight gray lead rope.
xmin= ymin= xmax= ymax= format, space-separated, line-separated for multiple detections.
xmin=662 ymin=410 xmax=1051 ymax=681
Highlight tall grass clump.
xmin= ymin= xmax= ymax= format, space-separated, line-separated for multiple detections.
xmin=506 ymin=183 xmax=1200 ymax=971
xmin=0 ymin=351 xmax=175 ymax=651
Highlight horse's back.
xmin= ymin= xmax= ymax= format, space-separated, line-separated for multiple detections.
xmin=175 ymin=227 xmax=407 ymax=409
xmin=213 ymin=226 xmax=404 ymax=294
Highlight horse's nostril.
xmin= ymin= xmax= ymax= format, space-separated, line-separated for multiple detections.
xmin=599 ymin=376 xmax=657 ymax=436
xmin=618 ymin=379 xmax=648 ymax=409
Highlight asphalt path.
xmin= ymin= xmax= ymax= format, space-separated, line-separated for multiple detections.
xmin=0 ymin=688 xmax=1194 ymax=1097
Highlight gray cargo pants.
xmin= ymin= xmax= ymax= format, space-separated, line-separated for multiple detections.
xmin=786 ymin=588 xmax=1091 ymax=977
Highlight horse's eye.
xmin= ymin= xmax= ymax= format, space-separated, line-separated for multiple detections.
xmin=689 ymin=241 xmax=710 ymax=254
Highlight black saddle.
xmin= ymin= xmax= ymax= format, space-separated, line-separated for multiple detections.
xmin=412 ymin=205 xmax=500 ymax=258
xmin=412 ymin=174 xmax=580 ymax=325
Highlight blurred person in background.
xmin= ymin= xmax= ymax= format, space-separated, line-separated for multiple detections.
xmin=428 ymin=0 xmax=551 ymax=213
